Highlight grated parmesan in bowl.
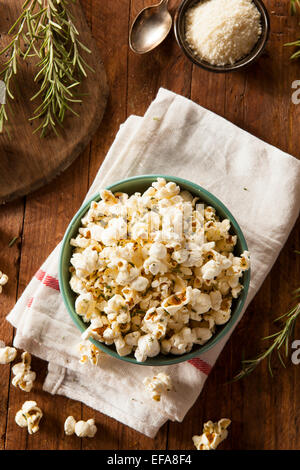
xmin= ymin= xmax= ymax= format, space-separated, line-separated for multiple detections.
xmin=185 ymin=0 xmax=262 ymax=66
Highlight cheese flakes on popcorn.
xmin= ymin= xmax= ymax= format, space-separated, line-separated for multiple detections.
xmin=193 ymin=418 xmax=231 ymax=450
xmin=15 ymin=401 xmax=43 ymax=434
xmin=143 ymin=372 xmax=173 ymax=401
xmin=69 ymin=178 xmax=250 ymax=362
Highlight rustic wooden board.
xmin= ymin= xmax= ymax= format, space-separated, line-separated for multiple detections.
xmin=0 ymin=0 xmax=300 ymax=451
xmin=0 ymin=0 xmax=108 ymax=204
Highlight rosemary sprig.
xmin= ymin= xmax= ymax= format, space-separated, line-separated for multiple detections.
xmin=0 ymin=0 xmax=92 ymax=136
xmin=0 ymin=10 xmax=28 ymax=132
xmin=286 ymin=1 xmax=300 ymax=59
xmin=232 ymin=288 xmax=300 ymax=382
xmin=290 ymin=0 xmax=300 ymax=15
xmin=8 ymin=236 xmax=19 ymax=247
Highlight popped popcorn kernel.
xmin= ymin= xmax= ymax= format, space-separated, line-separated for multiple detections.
xmin=15 ymin=401 xmax=43 ymax=434
xmin=143 ymin=372 xmax=173 ymax=401
xmin=12 ymin=351 xmax=36 ymax=392
xmin=64 ymin=416 xmax=76 ymax=435
xmin=0 ymin=340 xmax=17 ymax=364
xmin=0 ymin=271 xmax=8 ymax=293
xmin=64 ymin=416 xmax=97 ymax=438
xmin=78 ymin=341 xmax=101 ymax=366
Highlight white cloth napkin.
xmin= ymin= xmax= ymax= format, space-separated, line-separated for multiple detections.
xmin=7 ymin=88 xmax=300 ymax=438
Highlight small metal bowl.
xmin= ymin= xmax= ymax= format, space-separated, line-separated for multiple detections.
xmin=174 ymin=0 xmax=270 ymax=73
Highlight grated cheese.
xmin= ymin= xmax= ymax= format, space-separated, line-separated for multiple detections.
xmin=185 ymin=0 xmax=262 ymax=66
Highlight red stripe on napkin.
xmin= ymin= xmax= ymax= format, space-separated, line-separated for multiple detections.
xmin=35 ymin=270 xmax=60 ymax=291
xmin=43 ymin=275 xmax=60 ymax=291
xmin=35 ymin=269 xmax=46 ymax=281
xmin=27 ymin=297 xmax=34 ymax=308
xmin=188 ymin=358 xmax=212 ymax=375
xmin=34 ymin=271 xmax=211 ymax=373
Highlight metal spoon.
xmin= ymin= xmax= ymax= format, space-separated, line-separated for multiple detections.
xmin=129 ymin=0 xmax=172 ymax=54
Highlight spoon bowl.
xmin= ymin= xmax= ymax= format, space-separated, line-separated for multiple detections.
xmin=129 ymin=0 xmax=172 ymax=54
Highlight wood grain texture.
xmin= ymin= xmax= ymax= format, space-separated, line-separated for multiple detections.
xmin=0 ymin=0 xmax=109 ymax=204
xmin=0 ymin=0 xmax=299 ymax=450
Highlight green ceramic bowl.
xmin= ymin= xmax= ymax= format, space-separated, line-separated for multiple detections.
xmin=59 ymin=175 xmax=250 ymax=366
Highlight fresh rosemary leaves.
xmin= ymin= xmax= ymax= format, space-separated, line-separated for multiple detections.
xmin=233 ymin=285 xmax=300 ymax=381
xmin=286 ymin=0 xmax=300 ymax=59
xmin=291 ymin=0 xmax=300 ymax=15
xmin=0 ymin=0 xmax=92 ymax=136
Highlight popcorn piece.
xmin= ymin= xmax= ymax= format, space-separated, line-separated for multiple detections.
xmin=143 ymin=372 xmax=173 ymax=401
xmin=162 ymin=327 xmax=194 ymax=355
xmin=211 ymin=297 xmax=232 ymax=325
xmin=143 ymin=257 xmax=168 ymax=276
xmin=149 ymin=242 xmax=167 ymax=260
xmin=75 ymin=292 xmax=97 ymax=322
xmin=125 ymin=331 xmax=141 ymax=347
xmin=64 ymin=416 xmax=76 ymax=435
xmin=192 ymin=327 xmax=213 ymax=345
xmin=162 ymin=287 xmax=192 ymax=315
xmin=81 ymin=317 xmax=109 ymax=342
xmin=192 ymin=418 xmax=231 ymax=450
xmin=64 ymin=416 xmax=97 ymax=438
xmin=131 ymin=276 xmax=149 ymax=292
xmin=172 ymin=248 xmax=189 ymax=264
xmin=12 ymin=352 xmax=36 ymax=392
xmin=15 ymin=401 xmax=43 ymax=434
xmin=0 ymin=271 xmax=8 ymax=293
xmin=209 ymin=290 xmax=222 ymax=311
xmin=0 ymin=341 xmax=17 ymax=364
xmin=190 ymin=289 xmax=212 ymax=316
xmin=141 ymin=307 xmax=168 ymax=340
xmin=114 ymin=337 xmax=132 ymax=356
xmin=75 ymin=419 xmax=97 ymax=438
xmin=70 ymin=246 xmax=99 ymax=278
xmin=100 ymin=189 xmax=118 ymax=205
xmin=200 ymin=253 xmax=232 ymax=280
xmin=134 ymin=334 xmax=160 ymax=362
xmin=78 ymin=341 xmax=101 ymax=366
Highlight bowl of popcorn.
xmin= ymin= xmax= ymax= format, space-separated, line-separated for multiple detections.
xmin=59 ymin=176 xmax=250 ymax=365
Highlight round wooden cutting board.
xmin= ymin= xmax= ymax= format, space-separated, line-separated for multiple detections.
xmin=0 ymin=1 xmax=109 ymax=204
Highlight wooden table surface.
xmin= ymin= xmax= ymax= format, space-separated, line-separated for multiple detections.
xmin=0 ymin=0 xmax=300 ymax=451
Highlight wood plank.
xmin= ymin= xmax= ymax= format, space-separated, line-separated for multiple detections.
xmin=127 ymin=0 xmax=192 ymax=117
xmin=0 ymin=200 xmax=24 ymax=450
xmin=229 ymin=1 xmax=300 ymax=450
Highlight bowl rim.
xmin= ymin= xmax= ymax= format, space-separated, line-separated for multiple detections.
xmin=59 ymin=174 xmax=251 ymax=366
xmin=174 ymin=0 xmax=270 ymax=73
